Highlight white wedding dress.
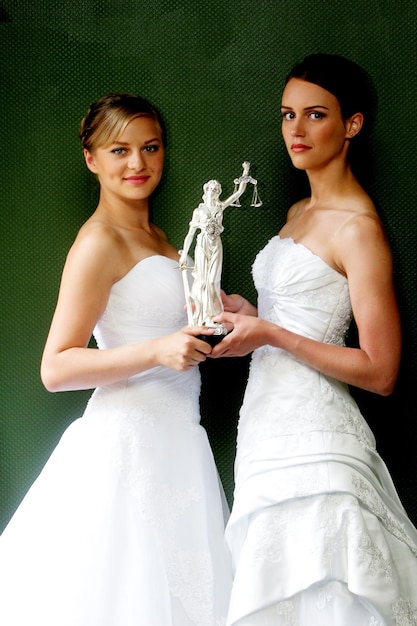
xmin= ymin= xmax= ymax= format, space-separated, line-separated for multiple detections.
xmin=226 ymin=237 xmax=417 ymax=626
xmin=0 ymin=255 xmax=232 ymax=626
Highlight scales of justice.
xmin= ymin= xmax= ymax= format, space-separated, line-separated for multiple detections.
xmin=178 ymin=161 xmax=262 ymax=346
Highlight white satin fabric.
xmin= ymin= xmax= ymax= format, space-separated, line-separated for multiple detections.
xmin=226 ymin=237 xmax=417 ymax=626
xmin=0 ymin=255 xmax=232 ymax=626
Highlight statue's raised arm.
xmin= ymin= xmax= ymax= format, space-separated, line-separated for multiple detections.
xmin=221 ymin=161 xmax=251 ymax=208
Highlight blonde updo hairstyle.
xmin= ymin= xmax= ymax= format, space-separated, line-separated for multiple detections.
xmin=79 ymin=93 xmax=166 ymax=152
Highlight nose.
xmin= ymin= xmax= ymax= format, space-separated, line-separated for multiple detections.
xmin=127 ymin=150 xmax=145 ymax=170
xmin=290 ymin=120 xmax=305 ymax=137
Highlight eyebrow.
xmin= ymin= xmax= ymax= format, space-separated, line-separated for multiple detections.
xmin=280 ymin=105 xmax=330 ymax=111
xmin=111 ymin=137 xmax=161 ymax=145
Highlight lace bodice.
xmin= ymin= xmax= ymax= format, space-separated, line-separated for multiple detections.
xmin=238 ymin=235 xmax=374 ymax=454
xmin=253 ymin=236 xmax=352 ymax=345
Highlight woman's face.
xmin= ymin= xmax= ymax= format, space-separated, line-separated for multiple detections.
xmin=280 ymin=78 xmax=351 ymax=172
xmin=84 ymin=115 xmax=164 ymax=203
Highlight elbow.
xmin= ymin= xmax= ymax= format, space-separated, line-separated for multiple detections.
xmin=363 ymin=345 xmax=401 ymax=396
xmin=40 ymin=360 xmax=63 ymax=393
xmin=371 ymin=368 xmax=399 ymax=397
xmin=378 ymin=379 xmax=397 ymax=397
xmin=41 ymin=372 xmax=59 ymax=393
xmin=375 ymin=383 xmax=395 ymax=397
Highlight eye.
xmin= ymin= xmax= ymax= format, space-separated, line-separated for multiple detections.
xmin=111 ymin=147 xmax=127 ymax=155
xmin=309 ymin=111 xmax=325 ymax=120
xmin=281 ymin=111 xmax=295 ymax=121
xmin=143 ymin=144 xmax=160 ymax=153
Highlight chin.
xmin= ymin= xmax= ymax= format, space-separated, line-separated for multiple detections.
xmin=289 ymin=158 xmax=308 ymax=171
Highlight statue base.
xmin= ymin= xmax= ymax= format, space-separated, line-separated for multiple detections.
xmin=198 ymin=323 xmax=228 ymax=347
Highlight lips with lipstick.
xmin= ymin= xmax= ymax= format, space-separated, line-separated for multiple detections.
xmin=291 ymin=144 xmax=311 ymax=152
xmin=124 ymin=176 xmax=150 ymax=184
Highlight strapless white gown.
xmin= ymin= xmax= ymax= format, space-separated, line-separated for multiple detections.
xmin=226 ymin=237 xmax=417 ymax=626
xmin=0 ymin=255 xmax=232 ymax=626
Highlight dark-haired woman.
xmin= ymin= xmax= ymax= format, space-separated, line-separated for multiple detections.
xmin=0 ymin=93 xmax=232 ymax=626
xmin=211 ymin=54 xmax=417 ymax=625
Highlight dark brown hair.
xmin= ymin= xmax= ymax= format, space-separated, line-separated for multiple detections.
xmin=285 ymin=53 xmax=377 ymax=182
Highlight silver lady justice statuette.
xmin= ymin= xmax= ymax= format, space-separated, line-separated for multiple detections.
xmin=178 ymin=161 xmax=262 ymax=346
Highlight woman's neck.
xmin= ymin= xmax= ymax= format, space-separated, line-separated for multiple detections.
xmin=306 ymin=161 xmax=359 ymax=207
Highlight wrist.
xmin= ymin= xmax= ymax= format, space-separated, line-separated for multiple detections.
xmin=240 ymin=298 xmax=257 ymax=316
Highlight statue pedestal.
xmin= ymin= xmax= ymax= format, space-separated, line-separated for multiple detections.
xmin=198 ymin=323 xmax=228 ymax=346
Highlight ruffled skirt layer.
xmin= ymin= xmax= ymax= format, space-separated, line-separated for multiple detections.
xmin=226 ymin=349 xmax=417 ymax=625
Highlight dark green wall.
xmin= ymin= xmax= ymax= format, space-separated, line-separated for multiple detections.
xmin=1 ymin=0 xmax=417 ymax=531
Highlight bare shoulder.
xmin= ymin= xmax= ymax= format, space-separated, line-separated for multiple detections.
xmin=337 ymin=205 xmax=388 ymax=249
xmin=72 ymin=218 xmax=121 ymax=256
xmin=334 ymin=203 xmax=392 ymax=278
xmin=65 ymin=217 xmax=125 ymax=283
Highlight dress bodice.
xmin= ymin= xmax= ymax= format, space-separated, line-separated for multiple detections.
xmin=253 ymin=236 xmax=352 ymax=345
xmin=88 ymin=254 xmax=200 ymax=413
xmin=239 ymin=235 xmax=371 ymax=453
xmin=94 ymin=255 xmax=187 ymax=348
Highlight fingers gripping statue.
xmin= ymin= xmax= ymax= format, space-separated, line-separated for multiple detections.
xmin=178 ymin=161 xmax=261 ymax=344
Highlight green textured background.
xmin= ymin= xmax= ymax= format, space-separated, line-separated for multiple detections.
xmin=1 ymin=0 xmax=417 ymax=532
